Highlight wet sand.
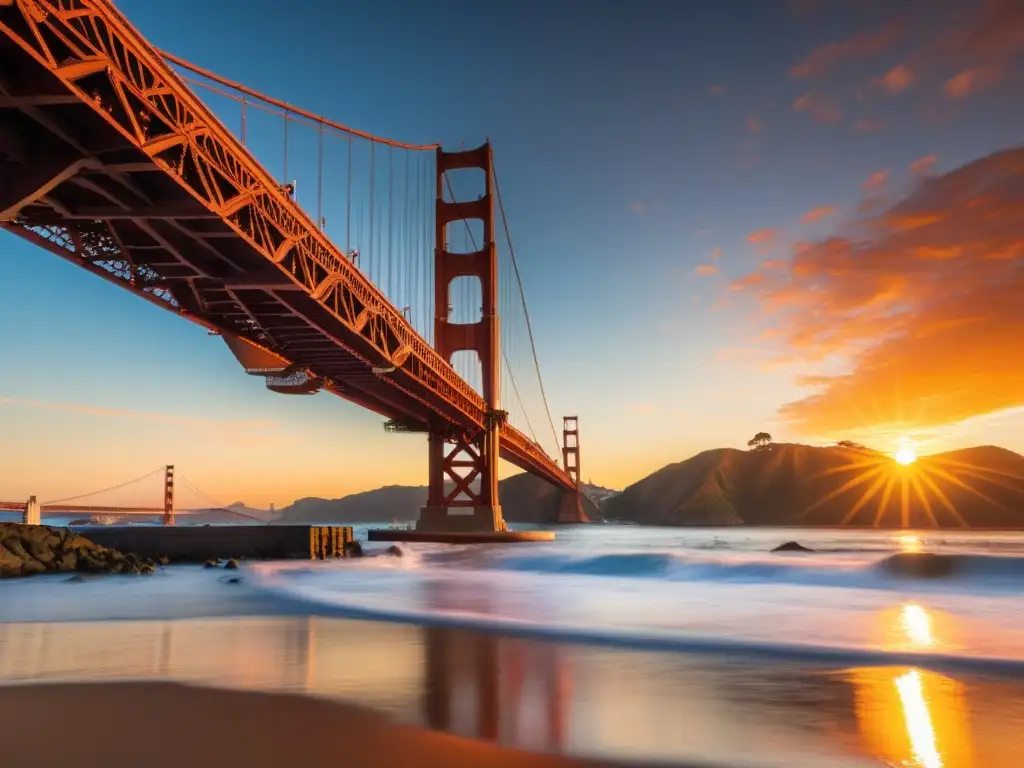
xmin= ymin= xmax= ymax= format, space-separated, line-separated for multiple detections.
xmin=0 ymin=681 xmax=667 ymax=768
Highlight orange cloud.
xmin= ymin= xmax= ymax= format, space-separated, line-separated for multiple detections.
xmin=708 ymin=84 xmax=726 ymax=96
xmin=909 ymin=155 xmax=938 ymax=176
xmin=853 ymin=118 xmax=886 ymax=133
xmin=944 ymin=67 xmax=1001 ymax=99
xmin=695 ymin=264 xmax=719 ymax=276
xmin=747 ymin=228 xmax=777 ymax=244
xmin=710 ymin=247 xmax=723 ymax=260
xmin=789 ymin=21 xmax=903 ymax=78
xmin=861 ymin=170 xmax=889 ymax=192
xmin=802 ymin=205 xmax=837 ymax=224
xmin=746 ymin=117 xmax=763 ymax=134
xmin=792 ymin=91 xmax=843 ymax=125
xmin=875 ymin=64 xmax=914 ymax=95
xmin=730 ymin=146 xmax=1024 ymax=438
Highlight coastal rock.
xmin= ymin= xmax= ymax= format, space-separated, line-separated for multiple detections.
xmin=385 ymin=545 xmax=403 ymax=557
xmin=204 ymin=559 xmax=221 ymax=569
xmin=772 ymin=541 xmax=815 ymax=553
xmin=224 ymin=559 xmax=240 ymax=570
xmin=0 ymin=524 xmax=161 ymax=579
xmin=344 ymin=541 xmax=364 ymax=558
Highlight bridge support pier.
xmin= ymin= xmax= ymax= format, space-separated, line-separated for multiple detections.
xmin=23 ymin=496 xmax=40 ymax=526
xmin=418 ymin=142 xmax=505 ymax=533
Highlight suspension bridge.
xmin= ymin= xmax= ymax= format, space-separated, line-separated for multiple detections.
xmin=0 ymin=0 xmax=587 ymax=531
xmin=0 ymin=465 xmax=275 ymax=525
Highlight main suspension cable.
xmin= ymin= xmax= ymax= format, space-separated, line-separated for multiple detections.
xmin=491 ymin=151 xmax=561 ymax=456
xmin=442 ymin=172 xmax=537 ymax=443
xmin=43 ymin=467 xmax=165 ymax=506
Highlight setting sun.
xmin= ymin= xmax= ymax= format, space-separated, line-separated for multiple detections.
xmin=895 ymin=445 xmax=918 ymax=466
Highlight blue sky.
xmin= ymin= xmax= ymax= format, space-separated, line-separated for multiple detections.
xmin=3 ymin=0 xmax=1024 ymax=507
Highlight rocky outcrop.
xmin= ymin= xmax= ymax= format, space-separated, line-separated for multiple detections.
xmin=772 ymin=541 xmax=815 ymax=553
xmin=0 ymin=523 xmax=159 ymax=578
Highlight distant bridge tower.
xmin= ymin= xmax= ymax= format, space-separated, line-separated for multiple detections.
xmin=418 ymin=143 xmax=504 ymax=533
xmin=163 ymin=465 xmax=175 ymax=526
xmin=557 ymin=416 xmax=589 ymax=523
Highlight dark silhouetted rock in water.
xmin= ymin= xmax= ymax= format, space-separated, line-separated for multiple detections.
xmin=224 ymin=559 xmax=240 ymax=570
xmin=0 ymin=523 xmax=159 ymax=578
xmin=204 ymin=559 xmax=220 ymax=569
xmin=881 ymin=552 xmax=956 ymax=579
xmin=344 ymin=541 xmax=364 ymax=558
xmin=385 ymin=545 xmax=403 ymax=557
xmin=772 ymin=541 xmax=815 ymax=553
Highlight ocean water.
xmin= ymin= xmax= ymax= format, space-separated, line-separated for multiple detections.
xmin=2 ymin=525 xmax=1024 ymax=767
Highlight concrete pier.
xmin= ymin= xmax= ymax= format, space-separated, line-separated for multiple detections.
xmin=77 ymin=525 xmax=354 ymax=562
xmin=23 ymin=497 xmax=40 ymax=526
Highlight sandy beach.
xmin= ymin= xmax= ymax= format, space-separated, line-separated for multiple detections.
xmin=0 ymin=681 xmax=673 ymax=768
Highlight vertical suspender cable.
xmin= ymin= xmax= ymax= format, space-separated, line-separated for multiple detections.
xmin=346 ymin=134 xmax=352 ymax=259
xmin=241 ymin=96 xmax=247 ymax=146
xmin=388 ymin=145 xmax=394 ymax=303
xmin=317 ymin=122 xmax=324 ymax=228
xmin=369 ymin=142 xmax=376 ymax=283
xmin=283 ymin=109 xmax=289 ymax=183
xmin=492 ymin=153 xmax=560 ymax=456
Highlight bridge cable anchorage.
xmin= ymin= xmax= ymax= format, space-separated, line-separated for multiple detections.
xmin=41 ymin=467 xmax=166 ymax=507
xmin=491 ymin=154 xmax=562 ymax=458
xmin=442 ymin=173 xmax=537 ymax=443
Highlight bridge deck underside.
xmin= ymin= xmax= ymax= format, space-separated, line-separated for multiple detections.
xmin=0 ymin=3 xmax=570 ymax=491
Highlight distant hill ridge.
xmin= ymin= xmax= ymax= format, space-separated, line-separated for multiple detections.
xmin=602 ymin=442 xmax=1024 ymax=528
xmin=272 ymin=474 xmax=603 ymax=525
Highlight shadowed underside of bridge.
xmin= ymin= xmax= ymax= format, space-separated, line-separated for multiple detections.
xmin=0 ymin=0 xmax=588 ymax=527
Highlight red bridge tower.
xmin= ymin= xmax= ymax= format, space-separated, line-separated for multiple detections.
xmin=418 ymin=143 xmax=505 ymax=532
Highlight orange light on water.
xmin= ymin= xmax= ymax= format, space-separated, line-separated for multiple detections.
xmin=895 ymin=670 xmax=943 ymax=768
xmin=898 ymin=534 xmax=923 ymax=553
xmin=900 ymin=604 xmax=934 ymax=648
xmin=848 ymin=666 xmax=972 ymax=768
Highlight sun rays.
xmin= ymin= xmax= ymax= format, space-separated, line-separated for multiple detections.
xmin=800 ymin=447 xmax=1024 ymax=528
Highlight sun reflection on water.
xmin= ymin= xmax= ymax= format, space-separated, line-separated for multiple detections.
xmin=849 ymin=664 xmax=972 ymax=768
xmin=896 ymin=669 xmax=943 ymax=768
xmin=898 ymin=533 xmax=924 ymax=553
xmin=901 ymin=604 xmax=934 ymax=648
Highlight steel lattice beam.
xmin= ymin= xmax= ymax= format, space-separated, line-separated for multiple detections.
xmin=0 ymin=0 xmax=574 ymax=492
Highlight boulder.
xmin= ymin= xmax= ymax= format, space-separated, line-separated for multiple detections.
xmin=0 ymin=546 xmax=24 ymax=578
xmin=344 ymin=541 xmax=364 ymax=558
xmin=0 ymin=524 xmax=161 ymax=578
xmin=771 ymin=541 xmax=816 ymax=553
xmin=224 ymin=559 xmax=240 ymax=570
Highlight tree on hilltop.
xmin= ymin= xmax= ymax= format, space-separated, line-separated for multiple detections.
xmin=748 ymin=432 xmax=773 ymax=450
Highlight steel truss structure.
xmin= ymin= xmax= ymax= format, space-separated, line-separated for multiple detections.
xmin=0 ymin=0 xmax=574 ymax=493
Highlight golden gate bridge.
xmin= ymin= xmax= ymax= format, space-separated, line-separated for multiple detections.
xmin=0 ymin=465 xmax=273 ymax=524
xmin=0 ymin=0 xmax=587 ymax=531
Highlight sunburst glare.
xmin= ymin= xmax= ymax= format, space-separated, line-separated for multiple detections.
xmin=895 ymin=443 xmax=918 ymax=466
